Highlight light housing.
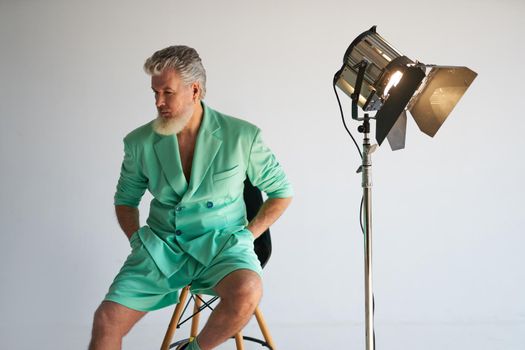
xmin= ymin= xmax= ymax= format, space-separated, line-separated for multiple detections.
xmin=335 ymin=26 xmax=477 ymax=150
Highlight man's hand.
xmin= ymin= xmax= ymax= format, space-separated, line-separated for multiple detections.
xmin=115 ymin=205 xmax=140 ymax=240
xmin=246 ymin=197 xmax=292 ymax=239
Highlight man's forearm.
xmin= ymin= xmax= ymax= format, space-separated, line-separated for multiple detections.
xmin=247 ymin=197 xmax=292 ymax=239
xmin=115 ymin=205 xmax=140 ymax=240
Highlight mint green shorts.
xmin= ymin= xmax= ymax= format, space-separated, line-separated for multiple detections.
xmin=104 ymin=231 xmax=263 ymax=312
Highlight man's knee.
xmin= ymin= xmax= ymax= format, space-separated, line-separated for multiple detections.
xmin=92 ymin=303 xmax=120 ymax=337
xmin=92 ymin=301 xmax=144 ymax=338
xmin=219 ymin=270 xmax=263 ymax=311
xmin=237 ymin=274 xmax=263 ymax=302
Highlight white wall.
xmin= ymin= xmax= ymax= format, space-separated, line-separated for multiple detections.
xmin=1 ymin=0 xmax=524 ymax=349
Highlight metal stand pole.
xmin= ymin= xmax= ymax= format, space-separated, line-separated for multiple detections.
xmin=358 ymin=116 xmax=377 ymax=350
xmin=347 ymin=60 xmax=376 ymax=350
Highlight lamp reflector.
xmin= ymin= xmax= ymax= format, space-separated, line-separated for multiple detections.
xmin=409 ymin=66 xmax=477 ymax=137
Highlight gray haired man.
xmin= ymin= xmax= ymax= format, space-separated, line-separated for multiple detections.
xmin=88 ymin=45 xmax=293 ymax=350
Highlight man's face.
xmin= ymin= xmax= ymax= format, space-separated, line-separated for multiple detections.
xmin=151 ymin=69 xmax=197 ymax=134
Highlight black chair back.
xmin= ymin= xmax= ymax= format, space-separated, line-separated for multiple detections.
xmin=243 ymin=179 xmax=272 ymax=269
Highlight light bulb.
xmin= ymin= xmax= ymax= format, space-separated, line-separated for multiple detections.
xmin=384 ymin=71 xmax=403 ymax=97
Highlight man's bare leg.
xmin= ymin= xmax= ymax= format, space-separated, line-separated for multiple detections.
xmin=195 ymin=269 xmax=262 ymax=350
xmin=89 ymin=300 xmax=147 ymax=350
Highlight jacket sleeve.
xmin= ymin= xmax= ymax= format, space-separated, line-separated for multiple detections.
xmin=246 ymin=129 xmax=293 ymax=199
xmin=114 ymin=139 xmax=148 ymax=207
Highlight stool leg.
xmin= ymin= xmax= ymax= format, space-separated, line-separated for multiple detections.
xmin=161 ymin=286 xmax=190 ymax=350
xmin=254 ymin=306 xmax=276 ymax=350
xmin=190 ymin=294 xmax=202 ymax=338
xmin=234 ymin=332 xmax=245 ymax=350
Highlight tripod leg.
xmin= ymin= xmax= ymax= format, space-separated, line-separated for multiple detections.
xmin=161 ymin=286 xmax=190 ymax=350
xmin=190 ymin=294 xmax=203 ymax=338
xmin=254 ymin=306 xmax=276 ymax=350
xmin=234 ymin=332 xmax=245 ymax=350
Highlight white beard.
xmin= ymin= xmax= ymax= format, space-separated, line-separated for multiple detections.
xmin=152 ymin=112 xmax=192 ymax=135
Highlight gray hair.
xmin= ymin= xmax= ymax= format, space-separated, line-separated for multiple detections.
xmin=144 ymin=45 xmax=207 ymax=99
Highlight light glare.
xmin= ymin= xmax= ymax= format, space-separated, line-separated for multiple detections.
xmin=384 ymin=71 xmax=403 ymax=97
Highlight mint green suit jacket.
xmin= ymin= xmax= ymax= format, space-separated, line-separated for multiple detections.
xmin=114 ymin=103 xmax=293 ymax=278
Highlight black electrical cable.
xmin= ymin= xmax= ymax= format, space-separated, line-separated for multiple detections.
xmin=359 ymin=195 xmax=364 ymax=234
xmin=333 ymin=74 xmax=362 ymax=160
xmin=333 ymin=73 xmax=365 ymax=236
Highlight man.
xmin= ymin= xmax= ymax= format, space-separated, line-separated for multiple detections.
xmin=89 ymin=45 xmax=293 ymax=350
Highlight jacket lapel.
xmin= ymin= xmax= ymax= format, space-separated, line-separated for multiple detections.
xmin=153 ymin=134 xmax=188 ymax=197
xmin=183 ymin=104 xmax=222 ymax=200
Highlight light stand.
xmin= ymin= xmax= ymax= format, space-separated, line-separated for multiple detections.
xmin=334 ymin=26 xmax=477 ymax=350
xmin=348 ymin=59 xmax=378 ymax=350
xmin=357 ymin=115 xmax=377 ymax=350
xmin=351 ymin=61 xmax=378 ymax=350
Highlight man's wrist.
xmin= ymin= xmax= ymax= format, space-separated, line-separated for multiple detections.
xmin=126 ymin=227 xmax=140 ymax=240
xmin=246 ymin=225 xmax=261 ymax=239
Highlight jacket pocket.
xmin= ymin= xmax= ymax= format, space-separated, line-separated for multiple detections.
xmin=213 ymin=165 xmax=239 ymax=182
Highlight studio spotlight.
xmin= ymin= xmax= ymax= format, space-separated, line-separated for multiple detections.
xmin=333 ymin=26 xmax=477 ymax=350
xmin=335 ymin=25 xmax=477 ymax=150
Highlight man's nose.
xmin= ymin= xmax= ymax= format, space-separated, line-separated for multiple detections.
xmin=155 ymin=95 xmax=165 ymax=108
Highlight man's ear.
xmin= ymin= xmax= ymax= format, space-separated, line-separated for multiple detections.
xmin=192 ymin=82 xmax=200 ymax=101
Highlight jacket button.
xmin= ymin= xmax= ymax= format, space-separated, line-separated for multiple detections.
xmin=175 ymin=229 xmax=182 ymax=236
xmin=176 ymin=206 xmax=184 ymax=212
xmin=206 ymin=201 xmax=214 ymax=208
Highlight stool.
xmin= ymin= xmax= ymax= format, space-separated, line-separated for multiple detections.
xmin=160 ymin=285 xmax=276 ymax=349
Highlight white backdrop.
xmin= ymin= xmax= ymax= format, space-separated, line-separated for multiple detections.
xmin=1 ymin=0 xmax=524 ymax=349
